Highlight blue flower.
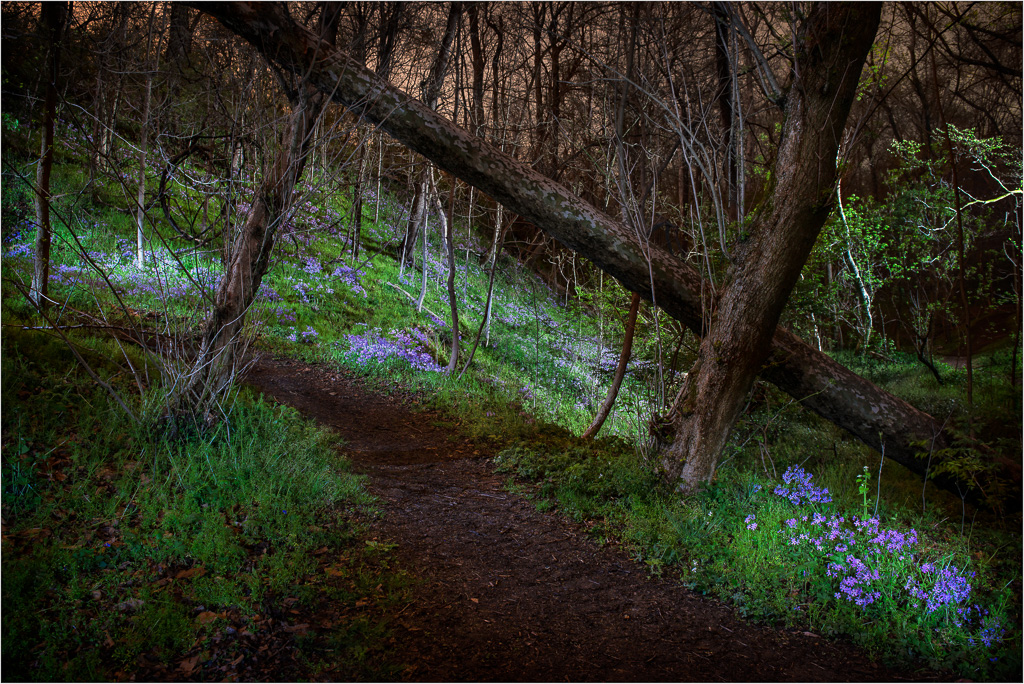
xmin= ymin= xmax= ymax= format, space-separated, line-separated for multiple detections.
xmin=773 ymin=465 xmax=832 ymax=506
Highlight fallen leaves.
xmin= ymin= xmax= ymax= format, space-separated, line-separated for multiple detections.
xmin=175 ymin=566 xmax=207 ymax=580
xmin=178 ymin=653 xmax=202 ymax=675
xmin=196 ymin=611 xmax=223 ymax=625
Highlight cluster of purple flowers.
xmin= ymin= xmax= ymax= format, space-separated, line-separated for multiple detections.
xmin=762 ymin=468 xmax=988 ymax=630
xmin=290 ymin=279 xmax=334 ymax=304
xmin=341 ymin=328 xmax=444 ymax=373
xmin=905 ymin=563 xmax=974 ymax=614
xmin=302 ymin=257 xmax=322 ymax=275
xmin=48 ymin=263 xmax=86 ymax=287
xmin=286 ymin=326 xmax=319 ymax=344
xmin=828 ymin=555 xmax=882 ymax=606
xmin=4 ymin=242 xmax=35 ymax=259
xmin=115 ymin=238 xmax=136 ymax=264
xmin=973 ymin=614 xmax=1006 ymax=648
xmin=497 ymin=301 xmax=536 ymax=328
xmin=854 ymin=517 xmax=919 ymax=554
xmin=257 ymin=282 xmax=282 ymax=302
xmin=773 ymin=465 xmax=833 ymax=506
xmin=331 ymin=264 xmax=366 ymax=297
xmin=744 ymin=514 xmax=758 ymax=530
xmin=269 ymin=307 xmax=296 ymax=323
xmin=781 ymin=512 xmax=856 ymax=552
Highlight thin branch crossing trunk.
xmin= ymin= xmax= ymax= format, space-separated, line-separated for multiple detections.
xmin=582 ymin=292 xmax=640 ymax=440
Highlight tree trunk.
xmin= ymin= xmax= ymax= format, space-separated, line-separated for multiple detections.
xmin=660 ymin=4 xmax=881 ymax=492
xmin=435 ymin=179 xmax=461 ymax=373
xmin=582 ymin=292 xmax=640 ymax=440
xmin=399 ymin=3 xmax=461 ymax=269
xmin=172 ymin=3 xmax=340 ymax=428
xmin=400 ymin=185 xmax=427 ymax=271
xmin=173 ymin=85 xmax=327 ymax=426
xmin=351 ymin=132 xmax=367 ymax=262
xmin=30 ymin=1 xmax=69 ymax=310
xmin=193 ymin=2 xmax=1003 ymax=499
xmin=136 ymin=67 xmax=153 ymax=268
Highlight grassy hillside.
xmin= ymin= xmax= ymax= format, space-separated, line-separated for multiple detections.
xmin=2 ymin=120 xmax=1021 ymax=680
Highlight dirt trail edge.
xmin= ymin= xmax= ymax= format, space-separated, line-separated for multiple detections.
xmin=244 ymin=356 xmax=944 ymax=682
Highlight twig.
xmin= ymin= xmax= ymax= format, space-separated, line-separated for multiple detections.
xmin=385 ymin=282 xmax=444 ymax=321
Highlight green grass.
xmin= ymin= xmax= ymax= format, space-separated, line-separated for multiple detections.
xmin=0 ymin=328 xmax=405 ymax=681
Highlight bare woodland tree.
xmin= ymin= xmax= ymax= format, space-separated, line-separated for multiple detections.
xmin=193 ymin=1 xmax=986 ymax=499
xmin=170 ymin=3 xmax=341 ymax=427
xmin=29 ymin=1 xmax=70 ymax=310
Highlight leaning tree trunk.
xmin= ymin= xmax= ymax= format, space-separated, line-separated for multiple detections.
xmin=193 ymin=2 xmax=1010 ymax=499
xmin=660 ymin=3 xmax=882 ymax=492
xmin=172 ymin=3 xmax=340 ymax=428
xmin=30 ymin=1 xmax=69 ymax=310
xmin=173 ymin=86 xmax=326 ymax=426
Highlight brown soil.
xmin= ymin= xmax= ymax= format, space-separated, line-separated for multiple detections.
xmin=243 ymin=355 xmax=948 ymax=682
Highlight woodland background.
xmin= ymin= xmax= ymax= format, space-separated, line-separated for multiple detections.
xmin=1 ymin=2 xmax=1021 ymax=680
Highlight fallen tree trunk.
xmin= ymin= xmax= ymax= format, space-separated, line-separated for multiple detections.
xmin=195 ymin=2 xmax=995 ymax=498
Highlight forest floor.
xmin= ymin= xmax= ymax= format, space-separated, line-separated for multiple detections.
xmin=241 ymin=354 xmax=948 ymax=682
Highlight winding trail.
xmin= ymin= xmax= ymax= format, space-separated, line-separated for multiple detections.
xmin=244 ymin=355 xmax=942 ymax=682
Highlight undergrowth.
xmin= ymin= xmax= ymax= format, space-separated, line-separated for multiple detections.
xmin=1 ymin=329 xmax=407 ymax=681
xmin=492 ymin=428 xmax=1021 ymax=680
xmin=2 ymin=118 xmax=1020 ymax=681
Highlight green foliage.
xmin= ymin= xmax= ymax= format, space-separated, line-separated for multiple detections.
xmin=792 ymin=125 xmax=1021 ymax=357
xmin=856 ymin=466 xmax=872 ymax=519
xmin=0 ymin=331 xmax=402 ymax=681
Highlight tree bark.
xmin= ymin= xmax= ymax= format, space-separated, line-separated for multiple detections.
xmin=661 ymin=4 xmax=881 ymax=492
xmin=172 ymin=3 xmax=340 ymax=427
xmin=193 ymin=2 xmax=993 ymax=498
xmin=435 ymin=178 xmax=461 ymax=374
xmin=582 ymin=292 xmax=640 ymax=440
xmin=30 ymin=1 xmax=69 ymax=310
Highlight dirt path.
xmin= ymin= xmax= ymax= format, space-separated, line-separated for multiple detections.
xmin=244 ymin=356 xmax=943 ymax=682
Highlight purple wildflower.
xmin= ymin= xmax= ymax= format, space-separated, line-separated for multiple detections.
xmin=773 ymin=465 xmax=832 ymax=506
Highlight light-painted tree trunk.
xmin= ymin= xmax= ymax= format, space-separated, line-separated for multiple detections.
xmin=485 ymin=203 xmax=503 ymax=346
xmin=434 ymin=178 xmax=461 ymax=373
xmin=837 ymin=175 xmax=874 ymax=350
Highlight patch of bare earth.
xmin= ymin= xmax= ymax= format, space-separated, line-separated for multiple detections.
xmin=244 ymin=355 xmax=947 ymax=682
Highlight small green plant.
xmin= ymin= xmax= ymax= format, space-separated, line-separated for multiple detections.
xmin=856 ymin=465 xmax=872 ymax=519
